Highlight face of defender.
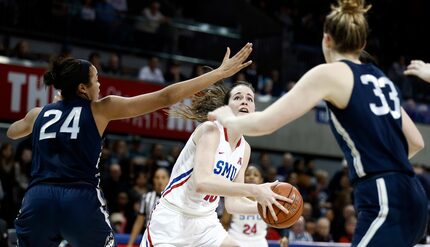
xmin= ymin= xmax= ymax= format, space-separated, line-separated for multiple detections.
xmin=227 ymin=85 xmax=255 ymax=116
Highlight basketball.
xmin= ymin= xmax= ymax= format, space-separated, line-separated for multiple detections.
xmin=257 ymin=182 xmax=303 ymax=228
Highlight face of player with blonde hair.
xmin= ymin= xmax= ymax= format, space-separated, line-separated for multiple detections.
xmin=227 ymin=85 xmax=255 ymax=116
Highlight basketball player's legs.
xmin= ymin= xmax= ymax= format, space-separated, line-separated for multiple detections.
xmin=141 ymin=202 xmax=192 ymax=246
xmin=228 ymin=237 xmax=268 ymax=247
xmin=352 ymin=174 xmax=428 ymax=247
xmin=220 ymin=235 xmax=240 ymax=247
xmin=15 ymin=184 xmax=63 ymax=247
xmin=193 ymin=213 xmax=231 ymax=247
xmin=61 ymin=185 xmax=116 ymax=247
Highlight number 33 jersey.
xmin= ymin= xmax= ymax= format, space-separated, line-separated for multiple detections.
xmin=161 ymin=121 xmax=245 ymax=216
xmin=30 ymin=98 xmax=102 ymax=188
xmin=326 ymin=60 xmax=413 ymax=184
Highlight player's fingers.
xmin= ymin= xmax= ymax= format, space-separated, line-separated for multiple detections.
xmin=223 ymin=47 xmax=231 ymax=62
xmin=276 ymin=194 xmax=293 ymax=204
xmin=234 ymin=43 xmax=252 ymax=60
xmin=273 ymin=200 xmax=290 ymax=215
xmin=238 ymin=60 xmax=253 ymax=70
xmin=411 ymin=60 xmax=424 ymax=65
xmin=404 ymin=70 xmax=416 ymax=76
xmin=267 ymin=203 xmax=278 ymax=221
xmin=261 ymin=203 xmax=267 ymax=219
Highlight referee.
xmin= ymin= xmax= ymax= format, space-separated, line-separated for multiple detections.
xmin=127 ymin=168 xmax=170 ymax=247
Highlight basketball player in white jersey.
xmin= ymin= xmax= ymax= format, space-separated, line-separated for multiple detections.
xmin=222 ymin=165 xmax=268 ymax=247
xmin=141 ymin=81 xmax=291 ymax=247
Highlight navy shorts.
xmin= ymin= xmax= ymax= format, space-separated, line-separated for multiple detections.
xmin=15 ymin=183 xmax=116 ymax=247
xmin=353 ymin=173 xmax=428 ymax=247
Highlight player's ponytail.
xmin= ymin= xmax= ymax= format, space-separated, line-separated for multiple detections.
xmin=324 ymin=0 xmax=371 ymax=54
xmin=168 ymin=79 xmax=228 ymax=123
xmin=43 ymin=56 xmax=92 ymax=100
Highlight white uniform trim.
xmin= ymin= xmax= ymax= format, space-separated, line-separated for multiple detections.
xmin=330 ymin=111 xmax=366 ymax=177
xmin=96 ymin=188 xmax=112 ymax=228
xmin=357 ymin=178 xmax=389 ymax=247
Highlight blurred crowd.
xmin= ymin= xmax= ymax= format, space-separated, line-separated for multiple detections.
xmin=1 ymin=137 xmax=429 ymax=244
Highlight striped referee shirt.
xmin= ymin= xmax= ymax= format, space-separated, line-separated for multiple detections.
xmin=138 ymin=191 xmax=161 ymax=223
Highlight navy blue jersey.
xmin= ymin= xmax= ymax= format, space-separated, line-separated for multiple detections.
xmin=326 ymin=60 xmax=413 ymax=184
xmin=30 ymin=97 xmax=102 ymax=187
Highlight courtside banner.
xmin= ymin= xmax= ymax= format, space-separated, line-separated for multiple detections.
xmin=0 ymin=62 xmax=197 ymax=140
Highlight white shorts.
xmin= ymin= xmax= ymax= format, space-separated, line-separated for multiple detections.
xmin=230 ymin=237 xmax=268 ymax=247
xmin=141 ymin=201 xmax=228 ymax=247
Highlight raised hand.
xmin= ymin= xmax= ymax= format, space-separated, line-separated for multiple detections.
xmin=404 ymin=60 xmax=430 ymax=83
xmin=216 ymin=43 xmax=253 ymax=78
xmin=208 ymin=105 xmax=235 ymax=123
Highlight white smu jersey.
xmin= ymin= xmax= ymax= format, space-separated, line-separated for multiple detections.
xmin=160 ymin=121 xmax=245 ymax=216
xmin=229 ymin=214 xmax=268 ymax=243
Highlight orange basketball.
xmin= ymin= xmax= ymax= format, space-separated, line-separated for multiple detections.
xmin=257 ymin=182 xmax=303 ymax=228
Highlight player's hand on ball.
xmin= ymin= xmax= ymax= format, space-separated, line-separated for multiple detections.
xmin=255 ymin=181 xmax=292 ymax=221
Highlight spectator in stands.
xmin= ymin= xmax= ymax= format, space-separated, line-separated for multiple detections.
xmin=14 ymin=147 xmax=32 ymax=194
xmin=88 ymin=52 xmax=103 ymax=73
xmin=0 ymin=143 xmax=18 ymax=226
xmin=191 ymin=64 xmax=206 ymax=78
xmin=138 ymin=56 xmax=165 ymax=83
xmin=102 ymin=163 xmax=129 ymax=207
xmin=137 ymin=1 xmax=169 ymax=34
xmin=81 ymin=0 xmax=96 ymax=21
xmin=129 ymin=171 xmax=149 ymax=203
xmin=339 ymin=216 xmax=357 ymax=243
xmin=276 ymin=152 xmax=294 ymax=182
xmin=287 ymin=216 xmax=313 ymax=242
xmin=312 ymin=217 xmax=333 ymax=242
xmin=111 ymin=191 xmax=135 ymax=233
xmin=166 ymin=145 xmax=181 ymax=167
xmin=11 ymin=40 xmax=34 ymax=60
xmin=104 ymin=52 xmax=124 ymax=76
xmin=0 ymin=218 xmax=8 ymax=247
xmin=107 ymin=0 xmax=128 ymax=14
xmin=146 ymin=143 xmax=170 ymax=174
xmin=256 ymin=77 xmax=274 ymax=102
xmin=127 ymin=168 xmax=170 ymax=247
xmin=164 ymin=61 xmax=187 ymax=84
xmin=244 ymin=62 xmax=259 ymax=91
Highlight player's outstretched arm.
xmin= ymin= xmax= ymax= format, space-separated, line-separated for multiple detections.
xmin=7 ymin=107 xmax=42 ymax=140
xmin=404 ymin=60 xmax=430 ymax=83
xmin=94 ymin=43 xmax=253 ymax=122
xmin=209 ymin=64 xmax=335 ymax=136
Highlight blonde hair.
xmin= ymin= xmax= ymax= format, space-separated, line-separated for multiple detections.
xmin=169 ymin=81 xmax=255 ymax=123
xmin=324 ymin=0 xmax=371 ymax=54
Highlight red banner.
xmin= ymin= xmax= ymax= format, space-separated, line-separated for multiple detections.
xmin=0 ymin=62 xmax=197 ymax=140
